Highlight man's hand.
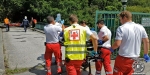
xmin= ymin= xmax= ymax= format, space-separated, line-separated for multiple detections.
xmin=109 ymin=47 xmax=114 ymax=52
xmin=89 ymin=50 xmax=98 ymax=57
xmin=144 ymin=54 xmax=150 ymax=62
xmin=98 ymin=40 xmax=104 ymax=45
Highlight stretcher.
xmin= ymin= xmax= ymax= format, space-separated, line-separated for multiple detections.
xmin=81 ymin=40 xmax=104 ymax=75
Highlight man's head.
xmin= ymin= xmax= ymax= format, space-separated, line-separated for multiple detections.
xmin=69 ymin=14 xmax=78 ymax=24
xmin=80 ymin=20 xmax=87 ymax=27
xmin=97 ymin=20 xmax=105 ymax=29
xmin=46 ymin=16 xmax=55 ymax=24
xmin=119 ymin=11 xmax=132 ymax=25
xmin=25 ymin=16 xmax=27 ymax=19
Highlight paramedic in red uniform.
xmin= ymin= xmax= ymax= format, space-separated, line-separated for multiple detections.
xmin=64 ymin=14 xmax=98 ymax=75
xmin=109 ymin=11 xmax=150 ymax=75
xmin=95 ymin=20 xmax=113 ymax=75
xmin=44 ymin=16 xmax=64 ymax=75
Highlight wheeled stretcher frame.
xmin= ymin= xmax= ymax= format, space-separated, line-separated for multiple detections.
xmin=81 ymin=41 xmax=104 ymax=75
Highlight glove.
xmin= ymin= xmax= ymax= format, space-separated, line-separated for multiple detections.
xmin=89 ymin=50 xmax=98 ymax=57
xmin=109 ymin=47 xmax=114 ymax=52
xmin=59 ymin=32 xmax=64 ymax=37
xmin=98 ymin=40 xmax=104 ymax=45
xmin=144 ymin=54 xmax=150 ymax=62
xmin=61 ymin=20 xmax=64 ymax=24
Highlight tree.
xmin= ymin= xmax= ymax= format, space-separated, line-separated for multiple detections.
xmin=0 ymin=0 xmax=150 ymax=26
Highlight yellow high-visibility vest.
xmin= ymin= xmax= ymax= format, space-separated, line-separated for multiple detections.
xmin=64 ymin=24 xmax=87 ymax=60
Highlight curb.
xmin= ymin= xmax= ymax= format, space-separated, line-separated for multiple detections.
xmin=0 ymin=28 xmax=5 ymax=75
xmin=35 ymin=29 xmax=45 ymax=34
xmin=30 ymin=28 xmax=45 ymax=34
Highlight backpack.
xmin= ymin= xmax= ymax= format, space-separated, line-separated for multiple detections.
xmin=33 ymin=19 xmax=37 ymax=24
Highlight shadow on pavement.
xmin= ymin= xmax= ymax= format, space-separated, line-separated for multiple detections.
xmin=28 ymin=54 xmax=91 ymax=75
xmin=2 ymin=30 xmax=25 ymax=32
xmin=28 ymin=54 xmax=67 ymax=75
xmin=6 ymin=31 xmax=25 ymax=32
xmin=28 ymin=54 xmax=46 ymax=75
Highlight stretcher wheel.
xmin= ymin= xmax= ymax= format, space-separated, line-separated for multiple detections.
xmin=81 ymin=61 xmax=89 ymax=71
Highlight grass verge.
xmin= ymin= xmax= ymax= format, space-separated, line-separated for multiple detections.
xmin=5 ymin=68 xmax=29 ymax=75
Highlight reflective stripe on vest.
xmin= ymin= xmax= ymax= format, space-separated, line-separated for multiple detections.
xmin=66 ymin=51 xmax=86 ymax=54
xmin=65 ymin=44 xmax=86 ymax=47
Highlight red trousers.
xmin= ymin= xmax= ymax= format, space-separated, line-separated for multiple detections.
xmin=65 ymin=60 xmax=83 ymax=75
xmin=113 ymin=55 xmax=134 ymax=75
xmin=44 ymin=43 xmax=62 ymax=75
xmin=95 ymin=48 xmax=113 ymax=75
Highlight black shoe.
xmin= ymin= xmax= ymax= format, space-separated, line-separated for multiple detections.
xmin=81 ymin=61 xmax=89 ymax=71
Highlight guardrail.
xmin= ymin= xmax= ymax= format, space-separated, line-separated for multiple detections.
xmin=35 ymin=22 xmax=48 ymax=30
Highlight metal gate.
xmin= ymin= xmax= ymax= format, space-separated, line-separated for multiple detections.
xmin=95 ymin=10 xmax=150 ymax=59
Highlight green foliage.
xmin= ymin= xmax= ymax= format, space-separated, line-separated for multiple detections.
xmin=127 ymin=6 xmax=150 ymax=13
xmin=0 ymin=0 xmax=150 ymax=27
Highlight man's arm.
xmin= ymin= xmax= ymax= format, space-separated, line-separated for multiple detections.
xmin=86 ymin=28 xmax=98 ymax=51
xmin=27 ymin=20 xmax=30 ymax=25
xmin=141 ymin=26 xmax=150 ymax=62
xmin=141 ymin=26 xmax=149 ymax=54
xmin=111 ymin=27 xmax=122 ymax=50
xmin=100 ymin=29 xmax=109 ymax=42
xmin=102 ymin=35 xmax=109 ymax=42
xmin=142 ymin=38 xmax=149 ymax=54
xmin=62 ymin=24 xmax=65 ymax=31
xmin=98 ymin=30 xmax=109 ymax=44
xmin=111 ymin=40 xmax=122 ymax=50
xmin=8 ymin=19 xmax=10 ymax=24
xmin=90 ymin=34 xmax=98 ymax=52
